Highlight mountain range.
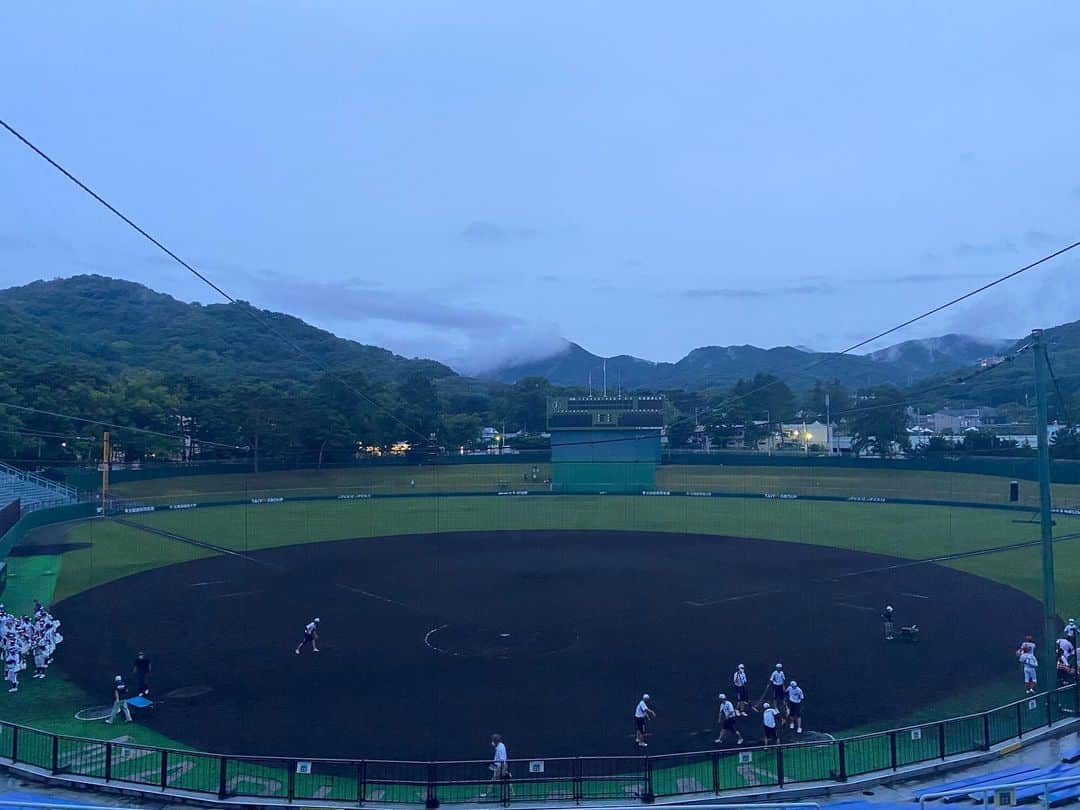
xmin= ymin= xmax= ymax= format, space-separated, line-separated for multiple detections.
xmin=483 ymin=334 xmax=1014 ymax=392
xmin=0 ymin=275 xmax=1071 ymax=411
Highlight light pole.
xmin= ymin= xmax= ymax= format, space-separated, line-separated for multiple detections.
xmin=1031 ymin=329 xmax=1058 ymax=681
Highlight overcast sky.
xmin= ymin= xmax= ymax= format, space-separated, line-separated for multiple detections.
xmin=2 ymin=2 xmax=1079 ymax=373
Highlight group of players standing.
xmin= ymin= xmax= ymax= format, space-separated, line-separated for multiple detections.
xmin=634 ymin=662 xmax=806 ymax=749
xmin=1017 ymin=618 xmax=1079 ymax=694
xmin=2 ymin=600 xmax=62 ymax=693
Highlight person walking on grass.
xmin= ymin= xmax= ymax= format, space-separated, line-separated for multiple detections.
xmin=634 ymin=694 xmax=656 ymax=747
xmin=785 ymin=680 xmax=805 ymax=733
xmin=106 ymin=675 xmax=132 ymax=724
xmin=762 ymin=702 xmax=781 ymax=746
xmin=4 ymin=648 xmax=19 ymax=693
xmin=714 ymin=693 xmax=743 ymax=746
xmin=295 ymin=618 xmax=320 ymax=654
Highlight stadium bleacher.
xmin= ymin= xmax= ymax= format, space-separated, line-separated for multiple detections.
xmin=0 ymin=462 xmax=78 ymax=512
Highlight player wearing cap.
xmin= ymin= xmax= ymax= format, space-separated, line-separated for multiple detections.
xmin=785 ymin=680 xmax=805 ymax=733
xmin=1017 ymin=634 xmax=1036 ymax=657
xmin=882 ymin=605 xmax=895 ymax=641
xmin=733 ymin=664 xmax=750 ymax=716
xmin=132 ymin=651 xmax=152 ymax=696
xmin=769 ymin=664 xmax=786 ymax=708
xmin=295 ymin=618 xmax=321 ymax=655
xmin=1019 ymin=649 xmax=1038 ymax=694
xmin=761 ymin=702 xmax=781 ymax=746
xmin=1065 ymin=619 xmax=1078 ymax=646
xmin=106 ymin=675 xmax=132 ymax=724
xmin=634 ymin=694 xmax=656 ymax=748
xmin=714 ymin=693 xmax=743 ymax=746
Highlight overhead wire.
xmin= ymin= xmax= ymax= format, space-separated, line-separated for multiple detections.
xmin=0 ymin=117 xmax=429 ymax=446
xmin=4 ymin=116 xmax=1078 ymax=454
xmin=0 ymin=400 xmax=246 ymax=450
xmin=707 ymin=242 xmax=1080 ymax=415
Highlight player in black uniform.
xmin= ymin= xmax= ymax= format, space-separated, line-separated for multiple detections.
xmin=132 ymin=651 xmax=152 ymax=696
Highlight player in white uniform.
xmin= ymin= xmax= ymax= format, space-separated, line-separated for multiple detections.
xmin=634 ymin=694 xmax=656 ymax=747
xmin=482 ymin=733 xmax=510 ymax=796
xmin=785 ymin=680 xmax=805 ymax=733
xmin=295 ymin=618 xmax=321 ymax=654
xmin=733 ymin=664 xmax=750 ymax=716
xmin=769 ymin=664 xmax=786 ymax=708
xmin=761 ymin=702 xmax=781 ymax=746
xmin=714 ymin=693 xmax=743 ymax=745
xmin=1019 ymin=650 xmax=1038 ymax=694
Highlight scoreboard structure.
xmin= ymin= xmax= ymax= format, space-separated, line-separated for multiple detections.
xmin=547 ymin=396 xmax=664 ymax=493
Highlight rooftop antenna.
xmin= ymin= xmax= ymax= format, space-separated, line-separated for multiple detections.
xmin=603 ymin=359 xmax=607 ymax=397
xmin=588 ymin=371 xmax=592 ymax=396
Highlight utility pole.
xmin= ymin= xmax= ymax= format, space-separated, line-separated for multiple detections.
xmin=1031 ymin=329 xmax=1057 ymax=677
xmin=826 ymin=393 xmax=832 ymax=455
xmin=101 ymin=431 xmax=111 ymax=505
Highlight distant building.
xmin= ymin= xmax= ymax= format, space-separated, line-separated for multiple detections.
xmin=547 ymin=396 xmax=663 ymax=492
xmin=780 ymin=421 xmax=836 ymax=452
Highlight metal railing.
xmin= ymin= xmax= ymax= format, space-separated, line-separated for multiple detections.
xmin=0 ymin=683 xmax=1075 ymax=807
xmin=0 ymin=461 xmax=78 ymax=503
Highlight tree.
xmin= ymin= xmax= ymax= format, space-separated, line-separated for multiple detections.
xmin=848 ymin=386 xmax=910 ymax=457
xmin=396 ymin=373 xmax=440 ymax=441
xmin=666 ymin=417 xmax=696 ymax=450
xmin=961 ymin=430 xmax=1017 ymax=453
xmin=440 ymin=413 xmax=482 ymax=451
xmin=803 ymin=379 xmax=850 ymax=422
xmin=1052 ymin=426 xmax=1080 ymax=460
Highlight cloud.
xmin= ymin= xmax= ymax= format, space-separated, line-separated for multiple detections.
xmin=461 ymin=221 xmax=538 ymax=244
xmin=224 ymin=273 xmax=565 ymax=373
xmin=1025 ymin=229 xmax=1061 ymax=248
xmin=537 ymin=273 xmax=560 ymax=283
xmin=0 ymin=234 xmax=37 ymax=252
xmin=952 ymin=238 xmax=1017 ymax=258
xmin=683 ymin=283 xmax=832 ymax=298
xmin=870 ymin=271 xmax=986 ymax=285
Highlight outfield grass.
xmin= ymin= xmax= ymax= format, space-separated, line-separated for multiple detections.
xmin=108 ymin=463 xmax=1080 ymax=509
xmin=60 ymin=494 xmax=1080 ymax=619
xmin=12 ymin=463 xmax=1080 ymax=798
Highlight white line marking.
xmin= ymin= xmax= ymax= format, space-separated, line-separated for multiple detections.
xmin=336 ymin=582 xmax=414 ymax=610
xmin=834 ymin=602 xmax=878 ymax=612
xmin=188 ymin=580 xmax=226 ymax=588
xmin=685 ymin=587 xmax=787 ymax=608
xmin=902 ymin=592 xmax=930 ymax=599
xmin=425 ymin=624 xmax=462 ymax=656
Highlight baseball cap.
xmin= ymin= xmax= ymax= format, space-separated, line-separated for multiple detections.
xmin=642 ymin=693 xmax=650 ymax=700
xmin=718 ymin=693 xmax=727 ymax=700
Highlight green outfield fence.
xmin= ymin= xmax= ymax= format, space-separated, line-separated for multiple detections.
xmin=0 ymin=684 xmax=1076 ymax=806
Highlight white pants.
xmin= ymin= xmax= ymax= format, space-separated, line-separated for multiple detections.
xmin=1024 ymin=665 xmax=1037 ymax=683
xmin=108 ymin=700 xmax=132 ymax=723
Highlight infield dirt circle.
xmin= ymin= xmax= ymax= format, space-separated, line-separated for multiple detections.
xmin=55 ymin=530 xmax=1040 ymax=760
